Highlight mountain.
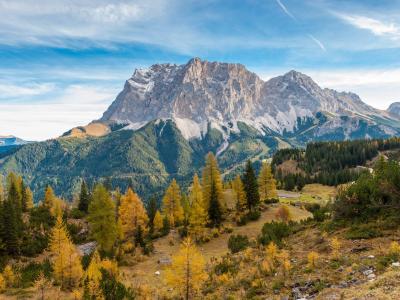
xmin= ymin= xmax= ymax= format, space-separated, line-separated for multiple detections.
xmin=1 ymin=58 xmax=400 ymax=200
xmin=0 ymin=119 xmax=273 ymax=200
xmin=0 ymin=135 xmax=28 ymax=146
xmin=388 ymin=102 xmax=400 ymax=117
xmin=99 ymin=58 xmax=400 ymax=144
xmin=0 ymin=135 xmax=29 ymax=159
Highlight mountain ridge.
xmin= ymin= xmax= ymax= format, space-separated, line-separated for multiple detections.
xmin=98 ymin=58 xmax=399 ymax=143
xmin=1 ymin=58 xmax=400 ymax=200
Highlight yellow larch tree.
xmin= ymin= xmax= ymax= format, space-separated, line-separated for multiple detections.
xmin=153 ymin=210 xmax=163 ymax=234
xmin=258 ymin=161 xmax=278 ymax=200
xmin=188 ymin=174 xmax=208 ymax=239
xmin=118 ymin=188 xmax=149 ymax=239
xmin=34 ymin=272 xmax=51 ymax=299
xmin=275 ymin=205 xmax=291 ymax=223
xmin=307 ymin=251 xmax=319 ymax=269
xmin=162 ymin=179 xmax=184 ymax=227
xmin=0 ymin=273 xmax=5 ymax=292
xmin=85 ymin=250 xmax=103 ymax=299
xmin=330 ymin=237 xmax=341 ymax=260
xmin=49 ymin=215 xmax=83 ymax=289
xmin=164 ymin=237 xmax=208 ymax=300
xmin=2 ymin=265 xmax=15 ymax=288
xmin=42 ymin=186 xmax=65 ymax=217
xmin=389 ymin=241 xmax=400 ymax=257
xmin=232 ymin=175 xmax=247 ymax=213
xmin=262 ymin=241 xmax=278 ymax=274
xmin=100 ymin=258 xmax=119 ymax=279
xmin=278 ymin=250 xmax=291 ymax=277
xmin=202 ymin=152 xmax=225 ymax=212
xmin=24 ymin=186 xmax=34 ymax=210
xmin=43 ymin=185 xmax=56 ymax=210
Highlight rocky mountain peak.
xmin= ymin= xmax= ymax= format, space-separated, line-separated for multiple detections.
xmin=100 ymin=58 xmax=399 ymax=141
xmin=388 ymin=102 xmax=400 ymax=116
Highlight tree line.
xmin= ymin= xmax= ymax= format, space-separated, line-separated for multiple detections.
xmin=272 ymin=137 xmax=400 ymax=190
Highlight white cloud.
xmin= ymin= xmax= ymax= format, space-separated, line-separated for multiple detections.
xmin=336 ymin=13 xmax=400 ymax=40
xmin=0 ymin=82 xmax=54 ymax=98
xmin=0 ymin=85 xmax=118 ymax=141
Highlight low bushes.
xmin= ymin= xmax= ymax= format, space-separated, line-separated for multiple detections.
xmin=258 ymin=221 xmax=291 ymax=246
xmin=344 ymin=223 xmax=383 ymax=240
xmin=264 ymin=198 xmax=279 ymax=204
xmin=228 ymin=234 xmax=249 ymax=253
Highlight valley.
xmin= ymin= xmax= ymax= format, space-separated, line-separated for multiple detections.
xmin=0 ymin=59 xmax=400 ymax=300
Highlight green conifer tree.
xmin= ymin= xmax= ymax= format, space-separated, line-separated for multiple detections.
xmin=146 ymin=196 xmax=158 ymax=231
xmin=242 ymin=160 xmax=260 ymax=210
xmin=2 ymin=179 xmax=23 ymax=255
xmin=78 ymin=180 xmax=90 ymax=213
xmin=208 ymin=182 xmax=222 ymax=227
xmin=88 ymin=184 xmax=118 ymax=253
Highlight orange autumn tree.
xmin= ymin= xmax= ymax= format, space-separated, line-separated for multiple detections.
xmin=188 ymin=174 xmax=208 ymax=239
xmin=49 ymin=215 xmax=83 ymax=289
xmin=118 ymin=188 xmax=149 ymax=240
xmin=258 ymin=161 xmax=278 ymax=200
xmin=162 ymin=179 xmax=184 ymax=227
xmin=164 ymin=237 xmax=207 ymax=299
xmin=153 ymin=210 xmax=163 ymax=234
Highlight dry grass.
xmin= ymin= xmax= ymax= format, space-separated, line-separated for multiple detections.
xmin=279 ymin=184 xmax=336 ymax=204
xmin=276 ymin=159 xmax=304 ymax=176
xmin=120 ymin=204 xmax=311 ymax=290
xmin=66 ymin=122 xmax=110 ymax=138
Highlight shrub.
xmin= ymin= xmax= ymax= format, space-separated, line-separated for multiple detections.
xmin=178 ymin=226 xmax=188 ymax=238
xmin=214 ymin=257 xmax=239 ymax=276
xmin=228 ymin=234 xmax=249 ymax=253
xmin=100 ymin=269 xmax=135 ymax=299
xmin=70 ymin=208 xmax=85 ymax=219
xmin=224 ymin=225 xmax=234 ymax=234
xmin=258 ymin=221 xmax=291 ymax=246
xmin=211 ymin=228 xmax=220 ymax=238
xmin=344 ymin=224 xmax=382 ymax=240
xmin=275 ymin=205 xmax=291 ymax=223
xmin=19 ymin=260 xmax=52 ymax=288
xmin=236 ymin=214 xmax=248 ymax=226
xmin=247 ymin=209 xmax=261 ymax=221
xmin=264 ymin=198 xmax=279 ymax=204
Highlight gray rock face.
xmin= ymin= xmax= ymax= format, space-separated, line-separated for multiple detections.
xmin=101 ymin=58 xmax=400 ymax=140
xmin=388 ymin=102 xmax=400 ymax=117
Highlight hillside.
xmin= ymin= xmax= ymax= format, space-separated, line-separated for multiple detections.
xmin=272 ymin=137 xmax=400 ymax=189
xmin=0 ymin=120 xmax=273 ymax=200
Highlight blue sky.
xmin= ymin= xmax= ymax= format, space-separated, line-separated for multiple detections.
xmin=1 ymin=0 xmax=400 ymax=140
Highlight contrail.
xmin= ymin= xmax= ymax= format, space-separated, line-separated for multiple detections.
xmin=276 ymin=0 xmax=296 ymax=20
xmin=308 ymin=34 xmax=327 ymax=52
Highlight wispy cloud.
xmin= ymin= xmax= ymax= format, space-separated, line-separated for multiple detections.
xmin=0 ymin=84 xmax=118 ymax=140
xmin=0 ymin=82 xmax=55 ymax=99
xmin=275 ymin=0 xmax=296 ymax=20
xmin=308 ymin=34 xmax=326 ymax=52
xmin=336 ymin=13 xmax=400 ymax=40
